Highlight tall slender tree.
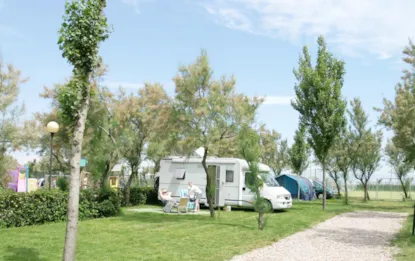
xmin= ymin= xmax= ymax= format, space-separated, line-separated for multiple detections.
xmin=57 ymin=1 xmax=111 ymax=259
xmin=351 ymin=130 xmax=382 ymax=201
xmin=291 ymin=36 xmax=346 ymax=210
xmin=289 ymin=124 xmax=309 ymax=199
xmin=376 ymin=39 xmax=415 ymax=235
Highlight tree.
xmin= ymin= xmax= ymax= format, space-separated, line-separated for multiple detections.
xmin=0 ymin=155 xmax=18 ymax=189
xmin=289 ymin=124 xmax=309 ymax=199
xmin=291 ymin=36 xmax=347 ymax=210
xmin=58 ymin=1 xmax=111 ymax=260
xmin=326 ymin=136 xmax=347 ymax=199
xmin=351 ymin=131 xmax=382 ymax=201
xmin=238 ymin=125 xmax=271 ymax=230
xmin=84 ymin=86 xmax=122 ymax=186
xmin=348 ymin=98 xmax=381 ymax=201
xmin=174 ymin=50 xmax=261 ymax=218
xmin=385 ymin=140 xmax=412 ymax=199
xmin=259 ymin=126 xmax=289 ymax=175
xmin=377 ymin=40 xmax=415 ymax=235
xmin=0 ymin=59 xmax=28 ymax=164
xmin=117 ymin=83 xmax=171 ymax=205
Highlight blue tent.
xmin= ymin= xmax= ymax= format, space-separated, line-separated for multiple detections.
xmin=275 ymin=174 xmax=315 ymax=200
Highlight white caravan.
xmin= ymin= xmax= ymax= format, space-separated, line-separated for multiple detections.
xmin=156 ymin=156 xmax=292 ymax=210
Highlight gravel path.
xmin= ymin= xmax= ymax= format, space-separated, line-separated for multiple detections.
xmin=230 ymin=211 xmax=408 ymax=261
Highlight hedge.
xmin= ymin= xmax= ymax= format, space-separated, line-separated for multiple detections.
xmin=117 ymin=187 xmax=160 ymax=206
xmin=0 ymin=188 xmax=120 ymax=228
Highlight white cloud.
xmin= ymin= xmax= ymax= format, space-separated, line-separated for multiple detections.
xmin=261 ymin=96 xmax=293 ymax=105
xmin=201 ymin=0 xmax=415 ymax=59
xmin=102 ymin=81 xmax=145 ymax=89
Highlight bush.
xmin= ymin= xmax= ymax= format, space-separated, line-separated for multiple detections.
xmin=0 ymin=188 xmax=120 ymax=228
xmin=56 ymin=177 xmax=69 ymax=191
xmin=117 ymin=187 xmax=160 ymax=207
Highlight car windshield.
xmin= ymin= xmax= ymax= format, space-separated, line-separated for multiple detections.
xmin=260 ymin=171 xmax=279 ymax=187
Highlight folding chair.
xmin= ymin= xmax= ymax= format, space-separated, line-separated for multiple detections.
xmin=176 ymin=197 xmax=190 ymax=213
xmin=179 ymin=189 xmax=195 ymax=212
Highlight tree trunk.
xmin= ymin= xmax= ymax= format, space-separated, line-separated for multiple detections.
xmin=63 ymin=91 xmax=90 ymax=261
xmin=322 ymin=159 xmax=326 ymax=210
xmin=202 ymin=147 xmax=215 ymax=218
xmin=335 ymin=180 xmax=341 ymax=198
xmin=101 ymin=159 xmax=112 ymax=188
xmin=344 ymin=177 xmax=349 ymax=205
xmin=125 ymin=165 xmax=137 ymax=206
xmin=362 ymin=181 xmax=369 ymax=201
xmin=398 ymin=176 xmax=409 ymax=199
xmin=412 ymin=203 xmax=415 ymax=236
xmin=258 ymin=211 xmax=265 ymax=230
xmin=297 ymin=174 xmax=301 ymax=200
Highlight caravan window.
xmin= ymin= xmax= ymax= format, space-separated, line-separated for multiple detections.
xmin=175 ymin=169 xmax=186 ymax=180
xmin=226 ymin=170 xmax=234 ymax=182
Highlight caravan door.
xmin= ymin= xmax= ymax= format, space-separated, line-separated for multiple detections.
xmin=207 ymin=165 xmax=226 ymax=207
xmin=241 ymin=171 xmax=255 ymax=207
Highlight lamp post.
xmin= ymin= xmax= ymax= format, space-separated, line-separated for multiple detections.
xmin=47 ymin=121 xmax=59 ymax=190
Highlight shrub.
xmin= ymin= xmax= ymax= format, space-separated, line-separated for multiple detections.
xmin=56 ymin=177 xmax=69 ymax=191
xmin=117 ymin=187 xmax=160 ymax=206
xmin=0 ymin=188 xmax=120 ymax=228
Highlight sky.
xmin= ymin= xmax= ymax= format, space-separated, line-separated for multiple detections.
xmin=1 ymin=0 xmax=415 ymax=182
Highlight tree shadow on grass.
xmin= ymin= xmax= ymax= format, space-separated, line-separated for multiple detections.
xmin=4 ymin=247 xmax=46 ymax=261
xmin=119 ymin=211 xmax=210 ymax=223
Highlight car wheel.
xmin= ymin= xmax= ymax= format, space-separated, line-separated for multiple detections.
xmin=317 ymin=193 xmax=322 ymax=199
xmin=266 ymin=200 xmax=273 ymax=213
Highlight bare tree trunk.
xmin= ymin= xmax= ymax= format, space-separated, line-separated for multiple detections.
xmin=322 ymin=159 xmax=326 ymax=210
xmin=101 ymin=159 xmax=112 ymax=187
xmin=258 ymin=211 xmax=265 ymax=230
xmin=335 ymin=181 xmax=341 ymax=198
xmin=344 ymin=177 xmax=349 ymax=205
xmin=63 ymin=91 xmax=90 ymax=261
xmin=202 ymin=147 xmax=215 ymax=218
xmin=412 ymin=204 xmax=415 ymax=236
xmin=125 ymin=165 xmax=137 ymax=206
xmin=398 ymin=176 xmax=409 ymax=199
xmin=362 ymin=181 xmax=369 ymax=201
xmin=297 ymin=174 xmax=301 ymax=200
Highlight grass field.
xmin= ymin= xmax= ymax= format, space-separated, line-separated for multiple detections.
xmin=393 ymin=213 xmax=415 ymax=261
xmin=349 ymin=190 xmax=415 ymax=200
xmin=0 ymin=200 xmax=413 ymax=261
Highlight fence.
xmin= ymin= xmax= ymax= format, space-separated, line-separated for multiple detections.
xmin=349 ymin=178 xmax=415 ymax=200
xmin=300 ymin=168 xmax=415 ymax=201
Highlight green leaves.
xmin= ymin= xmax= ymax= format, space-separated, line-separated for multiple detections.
xmin=289 ymin=124 xmax=309 ymax=176
xmin=173 ymin=50 xmax=262 ymax=156
xmin=0 ymin=189 xmax=120 ymax=228
xmin=57 ymin=0 xmax=111 ymax=123
xmin=292 ymin=35 xmax=346 ymax=163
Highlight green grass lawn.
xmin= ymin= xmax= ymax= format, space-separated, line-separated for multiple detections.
xmin=0 ymin=200 xmax=413 ymax=261
xmin=393 ymin=212 xmax=415 ymax=261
